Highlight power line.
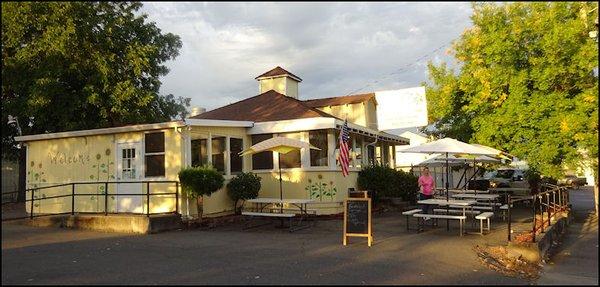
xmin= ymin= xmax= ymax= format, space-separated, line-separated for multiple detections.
xmin=341 ymin=38 xmax=455 ymax=97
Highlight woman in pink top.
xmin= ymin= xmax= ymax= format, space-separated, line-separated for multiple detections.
xmin=418 ymin=167 xmax=435 ymax=214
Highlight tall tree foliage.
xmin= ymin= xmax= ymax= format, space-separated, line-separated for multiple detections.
xmin=424 ymin=2 xmax=598 ymax=179
xmin=2 ymin=2 xmax=189 ymax=159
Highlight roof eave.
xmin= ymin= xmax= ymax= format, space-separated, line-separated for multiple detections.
xmin=14 ymin=121 xmax=185 ymax=142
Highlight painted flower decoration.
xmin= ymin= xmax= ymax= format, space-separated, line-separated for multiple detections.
xmin=308 ymin=179 xmax=312 ymax=183
xmin=30 ymin=161 xmax=35 ymax=167
xmin=317 ymin=174 xmax=323 ymax=180
xmin=38 ymin=163 xmax=42 ymax=169
xmin=105 ymin=148 xmax=111 ymax=156
xmin=96 ymin=153 xmax=101 ymax=160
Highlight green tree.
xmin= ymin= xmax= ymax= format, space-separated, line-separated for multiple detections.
xmin=424 ymin=2 xmax=598 ymax=184
xmin=2 ymin=2 xmax=189 ymax=159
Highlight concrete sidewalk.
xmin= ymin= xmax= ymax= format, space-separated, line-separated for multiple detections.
xmin=537 ymin=187 xmax=599 ymax=285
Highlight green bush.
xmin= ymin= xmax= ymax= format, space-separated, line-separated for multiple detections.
xmin=357 ymin=165 xmax=419 ymax=204
xmin=394 ymin=169 xmax=419 ymax=203
xmin=178 ymin=165 xmax=224 ymax=198
xmin=227 ymin=172 xmax=262 ymax=214
xmin=525 ymin=169 xmax=541 ymax=194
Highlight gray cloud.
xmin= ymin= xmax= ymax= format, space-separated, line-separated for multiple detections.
xmin=140 ymin=2 xmax=473 ymax=110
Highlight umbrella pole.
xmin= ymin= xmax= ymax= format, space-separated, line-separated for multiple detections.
xmin=446 ymin=152 xmax=449 ymax=231
xmin=278 ymin=152 xmax=283 ymax=214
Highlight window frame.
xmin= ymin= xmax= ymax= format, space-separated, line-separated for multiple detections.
xmin=144 ymin=131 xmax=166 ymax=178
xmin=251 ymin=134 xmax=274 ymax=170
xmin=229 ymin=137 xmax=244 ymax=174
xmin=309 ymin=129 xmax=329 ymax=167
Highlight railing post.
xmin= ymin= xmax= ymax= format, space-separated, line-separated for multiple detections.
xmin=175 ymin=182 xmax=179 ymax=215
xmin=539 ymin=195 xmax=544 ymax=233
xmin=30 ymin=188 xmax=35 ymax=219
xmin=105 ymin=182 xmax=108 ymax=216
xmin=147 ymin=182 xmax=150 ymax=217
xmin=532 ymin=195 xmax=536 ymax=243
xmin=507 ymin=194 xmax=512 ymax=242
xmin=558 ymin=189 xmax=562 ymax=211
xmin=71 ymin=183 xmax=75 ymax=215
xmin=546 ymin=193 xmax=551 ymax=225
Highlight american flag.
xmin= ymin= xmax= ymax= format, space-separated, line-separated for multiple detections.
xmin=338 ymin=119 xmax=350 ymax=177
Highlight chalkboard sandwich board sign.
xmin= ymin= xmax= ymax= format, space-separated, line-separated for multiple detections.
xmin=343 ymin=197 xmax=373 ymax=247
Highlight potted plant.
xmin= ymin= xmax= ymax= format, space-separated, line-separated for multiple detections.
xmin=227 ymin=172 xmax=261 ymax=215
xmin=178 ymin=165 xmax=224 ymax=218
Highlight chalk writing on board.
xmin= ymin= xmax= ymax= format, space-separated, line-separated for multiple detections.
xmin=346 ymin=200 xmax=368 ymax=234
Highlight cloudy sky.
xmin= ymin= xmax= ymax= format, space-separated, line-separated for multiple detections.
xmin=140 ymin=2 xmax=473 ymax=111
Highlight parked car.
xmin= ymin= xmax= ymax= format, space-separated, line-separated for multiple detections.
xmin=558 ymin=175 xmax=587 ymax=188
xmin=483 ymin=168 xmax=529 ymax=189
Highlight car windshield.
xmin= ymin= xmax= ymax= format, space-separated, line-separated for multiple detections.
xmin=496 ymin=170 xmax=515 ymax=179
xmin=483 ymin=171 xmax=497 ymax=179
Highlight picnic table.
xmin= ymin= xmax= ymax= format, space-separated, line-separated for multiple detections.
xmin=451 ymin=193 xmax=501 ymax=214
xmin=415 ymin=199 xmax=477 ymax=236
xmin=417 ymin=199 xmax=477 ymax=217
xmin=245 ymin=198 xmax=314 ymax=214
xmin=243 ymin=198 xmax=315 ymax=232
xmin=451 ymin=189 xmax=490 ymax=194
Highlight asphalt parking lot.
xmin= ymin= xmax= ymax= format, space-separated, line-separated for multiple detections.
xmin=2 ymin=188 xmax=597 ymax=285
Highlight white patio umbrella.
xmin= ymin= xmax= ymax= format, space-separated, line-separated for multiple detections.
xmin=399 ymin=138 xmax=498 ymax=230
xmin=418 ymin=154 xmax=501 ymax=166
xmin=470 ymin=144 xmax=514 ymax=160
xmin=240 ymin=137 xmax=320 ymax=204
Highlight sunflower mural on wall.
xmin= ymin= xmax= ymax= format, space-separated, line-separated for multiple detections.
xmin=89 ymin=148 xmax=115 ymax=210
xmin=27 ymin=161 xmax=48 ymax=211
xmin=305 ymin=174 xmax=337 ymax=201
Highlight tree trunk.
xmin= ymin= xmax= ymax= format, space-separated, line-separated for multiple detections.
xmin=196 ymin=196 xmax=203 ymax=219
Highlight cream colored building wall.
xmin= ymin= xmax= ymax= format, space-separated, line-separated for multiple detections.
xmin=184 ymin=126 xmax=251 ymax=217
xmin=364 ymin=98 xmax=378 ymax=130
xmin=24 ymin=128 xmax=184 ymax=215
xmin=246 ymin=170 xmax=358 ymax=214
xmin=23 ymin=124 xmax=374 ymax=217
xmin=258 ymin=76 xmax=299 ymax=98
xmin=315 ymin=99 xmax=378 ymax=130
xmin=285 ymin=77 xmax=299 ymax=99
xmin=317 ymin=103 xmax=366 ymax=126
xmin=259 ymin=77 xmax=287 ymax=97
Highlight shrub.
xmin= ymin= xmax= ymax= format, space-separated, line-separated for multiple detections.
xmin=394 ymin=169 xmax=419 ymax=203
xmin=357 ymin=164 xmax=419 ymax=204
xmin=227 ymin=172 xmax=261 ymax=214
xmin=179 ymin=165 xmax=224 ymax=217
xmin=524 ymin=169 xmax=541 ymax=194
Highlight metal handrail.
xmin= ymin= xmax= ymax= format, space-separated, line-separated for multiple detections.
xmin=507 ymin=183 xmax=569 ymax=242
xmin=10 ymin=180 xmax=180 ymax=221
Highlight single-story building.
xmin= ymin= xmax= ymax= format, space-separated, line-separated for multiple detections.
xmin=15 ymin=67 xmax=408 ymax=218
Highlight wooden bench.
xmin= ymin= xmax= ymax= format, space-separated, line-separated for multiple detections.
xmin=242 ymin=212 xmax=309 ymax=232
xmin=413 ymin=213 xmax=467 ymax=236
xmin=401 ymin=209 xmax=422 ymax=231
xmin=475 ymin=212 xmax=494 ymax=235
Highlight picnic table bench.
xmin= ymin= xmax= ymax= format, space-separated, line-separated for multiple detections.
xmin=402 ymin=208 xmax=422 ymax=231
xmin=475 ymin=212 xmax=494 ymax=235
xmin=243 ymin=198 xmax=314 ymax=232
xmin=413 ymin=213 xmax=467 ymax=236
